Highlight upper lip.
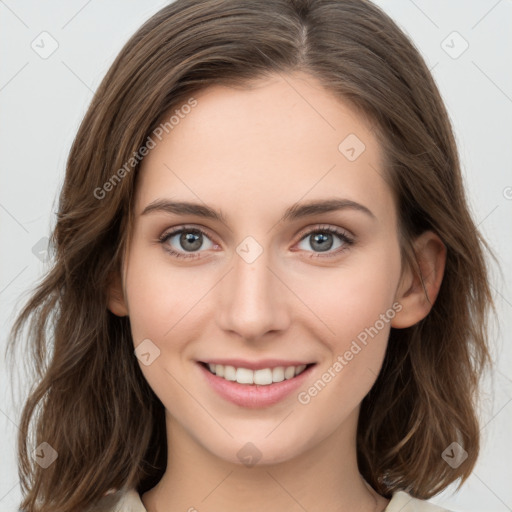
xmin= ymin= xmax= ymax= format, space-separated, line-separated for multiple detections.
xmin=199 ymin=359 xmax=315 ymax=371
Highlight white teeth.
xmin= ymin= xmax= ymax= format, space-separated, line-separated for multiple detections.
xmin=271 ymin=367 xmax=284 ymax=383
xmin=295 ymin=364 xmax=307 ymax=375
xmin=284 ymin=366 xmax=296 ymax=379
xmin=205 ymin=363 xmax=310 ymax=385
xmin=254 ymin=368 xmax=273 ymax=385
xmin=224 ymin=365 xmax=236 ymax=381
xmin=236 ymin=367 xmax=254 ymax=384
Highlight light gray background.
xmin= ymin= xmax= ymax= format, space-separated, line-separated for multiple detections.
xmin=1 ymin=1 xmax=511 ymax=511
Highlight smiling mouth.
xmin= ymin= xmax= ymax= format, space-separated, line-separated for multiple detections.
xmin=199 ymin=361 xmax=316 ymax=386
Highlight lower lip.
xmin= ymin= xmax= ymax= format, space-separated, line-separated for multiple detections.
xmin=197 ymin=362 xmax=315 ymax=409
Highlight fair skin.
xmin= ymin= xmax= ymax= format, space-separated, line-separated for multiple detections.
xmin=108 ymin=71 xmax=446 ymax=512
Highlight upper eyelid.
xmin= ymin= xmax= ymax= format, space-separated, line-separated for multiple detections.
xmin=295 ymin=223 xmax=354 ymax=240
xmin=161 ymin=224 xmax=219 ymax=243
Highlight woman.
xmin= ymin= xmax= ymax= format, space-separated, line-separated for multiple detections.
xmin=7 ymin=1 xmax=494 ymax=511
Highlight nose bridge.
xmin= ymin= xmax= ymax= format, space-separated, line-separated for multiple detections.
xmin=216 ymin=242 xmax=289 ymax=340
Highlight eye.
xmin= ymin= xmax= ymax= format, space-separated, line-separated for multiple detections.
xmin=158 ymin=224 xmax=354 ymax=260
xmin=295 ymin=225 xmax=354 ymax=257
xmin=158 ymin=226 xmax=218 ymax=259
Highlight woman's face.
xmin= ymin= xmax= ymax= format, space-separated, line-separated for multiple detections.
xmin=113 ymin=71 xmax=405 ymax=465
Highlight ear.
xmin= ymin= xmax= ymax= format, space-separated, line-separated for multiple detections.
xmin=391 ymin=230 xmax=446 ymax=329
xmin=107 ymin=271 xmax=129 ymax=317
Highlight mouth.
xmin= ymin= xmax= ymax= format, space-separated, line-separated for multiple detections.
xmin=198 ymin=361 xmax=316 ymax=386
xmin=196 ymin=360 xmax=317 ymax=408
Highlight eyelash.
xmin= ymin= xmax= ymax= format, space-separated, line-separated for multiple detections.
xmin=157 ymin=224 xmax=355 ymax=260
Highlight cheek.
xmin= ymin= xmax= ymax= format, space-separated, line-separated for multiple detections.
xmin=123 ymin=244 xmax=211 ymax=344
xmin=292 ymin=243 xmax=402 ymax=345
xmin=295 ymin=266 xmax=399 ymax=416
xmin=290 ymin=242 xmax=401 ymax=406
xmin=123 ymin=249 xmax=201 ymax=407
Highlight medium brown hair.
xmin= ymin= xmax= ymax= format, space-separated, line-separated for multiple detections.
xmin=6 ymin=0 xmax=496 ymax=510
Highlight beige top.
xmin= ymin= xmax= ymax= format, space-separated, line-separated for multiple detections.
xmin=93 ymin=488 xmax=453 ymax=512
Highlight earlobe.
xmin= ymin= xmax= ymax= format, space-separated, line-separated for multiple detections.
xmin=391 ymin=231 xmax=446 ymax=329
xmin=107 ymin=271 xmax=129 ymax=317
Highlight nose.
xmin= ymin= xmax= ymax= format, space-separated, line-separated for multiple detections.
xmin=216 ymin=246 xmax=291 ymax=341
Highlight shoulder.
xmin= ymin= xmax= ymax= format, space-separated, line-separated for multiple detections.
xmin=90 ymin=488 xmax=451 ymax=512
xmin=86 ymin=488 xmax=147 ymax=512
xmin=386 ymin=491 xmax=453 ymax=512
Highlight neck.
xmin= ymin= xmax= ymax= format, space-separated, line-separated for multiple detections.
xmin=141 ymin=407 xmax=389 ymax=512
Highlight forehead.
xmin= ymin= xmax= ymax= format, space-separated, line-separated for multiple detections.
xmin=135 ymin=72 xmax=394 ymax=225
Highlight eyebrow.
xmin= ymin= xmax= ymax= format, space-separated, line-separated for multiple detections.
xmin=140 ymin=197 xmax=376 ymax=225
